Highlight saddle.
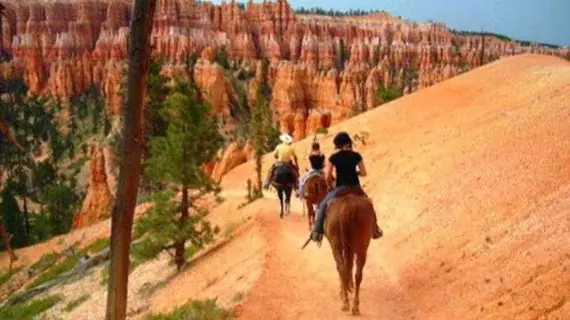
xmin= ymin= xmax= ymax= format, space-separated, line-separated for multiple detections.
xmin=335 ymin=186 xmax=368 ymax=199
xmin=272 ymin=162 xmax=298 ymax=186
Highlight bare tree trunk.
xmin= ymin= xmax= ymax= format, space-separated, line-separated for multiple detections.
xmin=105 ymin=0 xmax=156 ymax=319
xmin=0 ymin=223 xmax=18 ymax=271
xmin=174 ymin=186 xmax=189 ymax=270
xmin=18 ymin=155 xmax=30 ymax=240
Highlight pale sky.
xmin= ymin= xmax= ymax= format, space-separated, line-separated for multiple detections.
xmin=213 ymin=0 xmax=570 ymax=46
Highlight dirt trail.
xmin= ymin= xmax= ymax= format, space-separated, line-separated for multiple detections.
xmin=233 ymin=195 xmax=415 ymax=320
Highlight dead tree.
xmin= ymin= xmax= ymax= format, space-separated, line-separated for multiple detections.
xmin=104 ymin=0 xmax=157 ymax=319
xmin=0 ymin=223 xmax=18 ymax=271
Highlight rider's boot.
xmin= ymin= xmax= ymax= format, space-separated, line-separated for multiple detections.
xmin=372 ymin=212 xmax=383 ymax=239
xmin=264 ymin=163 xmax=276 ymax=189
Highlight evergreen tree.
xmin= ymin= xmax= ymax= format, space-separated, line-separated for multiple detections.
xmin=145 ymin=56 xmax=170 ymax=140
xmin=0 ymin=79 xmax=82 ymax=247
xmin=41 ymin=178 xmax=81 ymax=235
xmin=70 ymin=85 xmax=110 ymax=137
xmin=140 ymin=56 xmax=171 ymax=195
xmin=215 ymin=47 xmax=231 ymax=70
xmin=249 ymin=59 xmax=275 ymax=197
xmin=0 ymin=183 xmax=27 ymax=247
xmin=135 ymin=79 xmax=223 ymax=270
xmin=0 ymin=80 xmax=56 ymax=242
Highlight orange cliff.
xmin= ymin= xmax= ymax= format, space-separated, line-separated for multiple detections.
xmin=72 ymin=145 xmax=114 ymax=229
xmin=1 ymin=0 xmax=569 ymax=178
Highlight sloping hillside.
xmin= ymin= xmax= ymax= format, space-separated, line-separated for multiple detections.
xmin=1 ymin=54 xmax=568 ymax=319
xmin=221 ymin=54 xmax=570 ymax=319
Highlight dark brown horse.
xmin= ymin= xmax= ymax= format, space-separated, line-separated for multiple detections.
xmin=323 ymin=190 xmax=375 ymax=315
xmin=270 ymin=163 xmax=298 ymax=218
xmin=302 ymin=174 xmax=328 ymax=230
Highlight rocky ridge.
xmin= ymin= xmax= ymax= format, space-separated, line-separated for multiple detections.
xmin=1 ymin=0 xmax=568 ymax=183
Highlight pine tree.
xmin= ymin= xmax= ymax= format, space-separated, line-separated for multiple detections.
xmin=135 ymin=79 xmax=223 ymax=270
xmin=0 ymin=183 xmax=27 ymax=248
xmin=145 ymin=56 xmax=170 ymax=141
xmin=249 ymin=59 xmax=276 ymax=197
xmin=139 ymin=56 xmax=171 ymax=196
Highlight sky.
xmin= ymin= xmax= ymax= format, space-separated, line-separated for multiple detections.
xmin=215 ymin=0 xmax=570 ymax=46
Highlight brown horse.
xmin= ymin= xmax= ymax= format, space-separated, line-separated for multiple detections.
xmin=324 ymin=191 xmax=375 ymax=315
xmin=302 ymin=174 xmax=328 ymax=230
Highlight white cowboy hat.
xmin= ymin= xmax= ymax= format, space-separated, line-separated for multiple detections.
xmin=279 ymin=133 xmax=293 ymax=144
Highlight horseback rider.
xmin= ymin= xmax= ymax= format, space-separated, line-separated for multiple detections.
xmin=309 ymin=131 xmax=383 ymax=242
xmin=264 ymin=133 xmax=299 ymax=189
xmin=296 ymin=142 xmax=325 ymax=198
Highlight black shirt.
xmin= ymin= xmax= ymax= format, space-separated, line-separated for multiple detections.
xmin=309 ymin=154 xmax=325 ymax=170
xmin=329 ymin=150 xmax=363 ymax=187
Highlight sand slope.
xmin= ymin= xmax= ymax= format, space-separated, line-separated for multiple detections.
xmin=221 ymin=54 xmax=570 ymax=319
xmin=1 ymin=54 xmax=569 ymax=319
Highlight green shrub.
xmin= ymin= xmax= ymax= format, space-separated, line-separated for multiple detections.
xmin=68 ymin=156 xmax=88 ymax=174
xmin=0 ymin=295 xmax=62 ymax=320
xmin=231 ymin=292 xmax=245 ymax=303
xmin=376 ymin=85 xmax=403 ymax=103
xmin=29 ymin=254 xmax=80 ymax=288
xmin=0 ymin=267 xmax=22 ymax=285
xmin=81 ymin=237 xmax=110 ymax=255
xmin=144 ymin=299 xmax=235 ymax=320
xmin=100 ymin=266 xmax=109 ymax=287
xmin=29 ymin=252 xmax=59 ymax=274
xmin=63 ymin=294 xmax=90 ymax=312
xmin=215 ymin=47 xmax=231 ymax=70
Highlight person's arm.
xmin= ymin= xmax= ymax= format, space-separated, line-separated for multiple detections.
xmin=357 ymin=159 xmax=367 ymax=177
xmin=292 ymin=147 xmax=299 ymax=167
xmin=273 ymin=146 xmax=279 ymax=159
xmin=326 ymin=158 xmax=335 ymax=187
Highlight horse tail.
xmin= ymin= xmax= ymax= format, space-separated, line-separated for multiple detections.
xmin=339 ymin=206 xmax=354 ymax=293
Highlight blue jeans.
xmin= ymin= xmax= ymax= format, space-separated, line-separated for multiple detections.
xmin=297 ymin=169 xmax=324 ymax=195
xmin=311 ymin=185 xmax=352 ymax=235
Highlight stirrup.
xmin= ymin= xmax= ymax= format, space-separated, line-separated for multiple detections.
xmin=311 ymin=232 xmax=323 ymax=246
xmin=372 ymin=227 xmax=383 ymax=239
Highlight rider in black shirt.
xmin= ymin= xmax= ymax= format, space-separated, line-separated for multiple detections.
xmin=310 ymin=132 xmax=383 ymax=242
xmin=309 ymin=152 xmax=325 ymax=170
xmin=329 ymin=149 xmax=362 ymax=187
xmin=296 ymin=142 xmax=325 ymax=198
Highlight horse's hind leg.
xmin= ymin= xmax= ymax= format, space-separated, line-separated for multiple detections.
xmin=285 ymin=187 xmax=292 ymax=214
xmin=331 ymin=242 xmax=350 ymax=311
xmin=277 ymin=189 xmax=284 ymax=218
xmin=307 ymin=202 xmax=315 ymax=231
xmin=352 ymin=247 xmax=368 ymax=316
xmin=344 ymin=247 xmax=355 ymax=294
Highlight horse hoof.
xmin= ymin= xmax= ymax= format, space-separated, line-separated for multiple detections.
xmin=351 ymin=309 xmax=360 ymax=316
xmin=341 ymin=304 xmax=350 ymax=312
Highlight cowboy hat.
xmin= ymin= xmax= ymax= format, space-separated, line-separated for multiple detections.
xmin=279 ymin=133 xmax=293 ymax=144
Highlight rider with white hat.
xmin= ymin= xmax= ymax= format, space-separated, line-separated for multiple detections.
xmin=264 ymin=132 xmax=299 ymax=189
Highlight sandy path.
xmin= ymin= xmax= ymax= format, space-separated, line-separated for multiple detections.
xmin=234 ymin=194 xmax=416 ymax=320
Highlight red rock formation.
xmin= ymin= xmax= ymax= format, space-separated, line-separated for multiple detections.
xmin=211 ymin=141 xmax=248 ymax=183
xmin=0 ymin=0 xmax=568 ymax=181
xmin=193 ymin=55 xmax=233 ymax=123
xmin=72 ymin=145 xmax=114 ymax=229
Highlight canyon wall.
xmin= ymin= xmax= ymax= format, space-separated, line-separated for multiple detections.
xmin=1 ymin=0 xmax=569 ymax=186
xmin=1 ymin=0 xmax=568 ymax=136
